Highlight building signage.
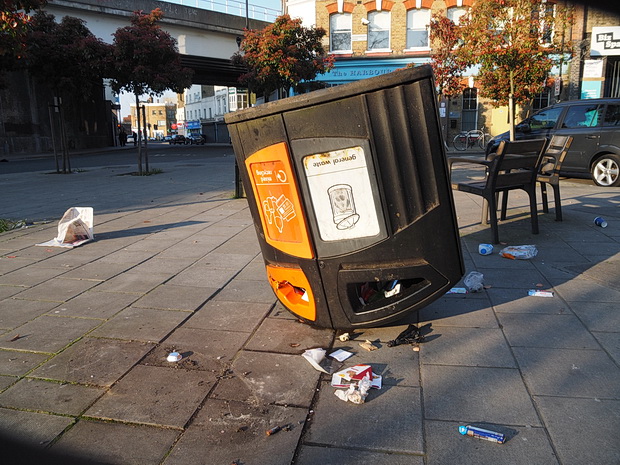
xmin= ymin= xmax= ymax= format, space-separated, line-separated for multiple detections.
xmin=591 ymin=26 xmax=620 ymax=56
xmin=583 ymin=60 xmax=604 ymax=78
xmin=186 ymin=120 xmax=201 ymax=130
xmin=318 ymin=58 xmax=430 ymax=83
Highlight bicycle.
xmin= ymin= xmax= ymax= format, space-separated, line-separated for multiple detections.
xmin=452 ymin=129 xmax=490 ymax=151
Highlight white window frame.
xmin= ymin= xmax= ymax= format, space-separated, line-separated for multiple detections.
xmin=367 ymin=10 xmax=391 ymax=52
xmin=406 ymin=8 xmax=431 ymax=51
xmin=447 ymin=6 xmax=467 ymax=26
xmin=330 ymin=13 xmax=352 ymax=53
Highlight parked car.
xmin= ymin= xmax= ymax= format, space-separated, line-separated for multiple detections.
xmin=486 ymin=98 xmax=620 ymax=187
xmin=187 ymin=134 xmax=205 ymax=145
xmin=169 ymin=135 xmax=187 ymax=145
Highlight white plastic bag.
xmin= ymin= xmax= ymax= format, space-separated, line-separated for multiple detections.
xmin=499 ymin=245 xmax=538 ymax=260
xmin=36 ymin=207 xmax=94 ymax=248
xmin=463 ymin=271 xmax=484 ymax=293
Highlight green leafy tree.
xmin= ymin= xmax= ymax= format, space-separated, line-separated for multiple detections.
xmin=0 ymin=0 xmax=46 ymax=84
xmin=26 ymin=11 xmax=110 ymax=173
xmin=232 ymin=14 xmax=334 ymax=102
xmin=456 ymin=0 xmax=573 ymax=139
xmin=108 ymin=8 xmax=193 ymax=174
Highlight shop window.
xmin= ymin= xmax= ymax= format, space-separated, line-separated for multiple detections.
xmin=330 ymin=13 xmax=352 ymax=52
xmin=368 ymin=11 xmax=390 ymax=51
xmin=406 ymin=8 xmax=430 ymax=49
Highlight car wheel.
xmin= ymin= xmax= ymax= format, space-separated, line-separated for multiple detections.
xmin=591 ymin=154 xmax=620 ymax=187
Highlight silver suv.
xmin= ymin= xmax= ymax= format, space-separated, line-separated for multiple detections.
xmin=487 ymin=98 xmax=620 ymax=187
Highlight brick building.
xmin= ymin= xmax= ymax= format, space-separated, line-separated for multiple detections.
xmin=286 ymin=0 xmax=620 ymax=140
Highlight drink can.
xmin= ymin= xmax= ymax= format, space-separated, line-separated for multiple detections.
xmin=594 ymin=217 xmax=608 ymax=228
xmin=459 ymin=425 xmax=505 ymax=444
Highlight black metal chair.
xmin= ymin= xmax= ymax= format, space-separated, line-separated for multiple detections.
xmin=535 ymin=135 xmax=573 ymax=221
xmin=448 ymin=139 xmax=548 ymax=244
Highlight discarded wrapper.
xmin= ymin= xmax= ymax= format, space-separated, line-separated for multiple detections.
xmin=528 ymin=290 xmax=554 ymax=297
xmin=36 ymin=207 xmax=94 ymax=248
xmin=499 ymin=245 xmax=538 ymax=260
xmin=338 ymin=332 xmax=350 ymax=342
xmin=334 ymin=374 xmax=372 ymax=404
xmin=447 ymin=287 xmax=467 ymax=294
xmin=359 ymin=339 xmax=378 ymax=351
xmin=329 ymin=349 xmax=353 ymax=362
xmin=331 ymin=365 xmax=382 ymax=389
xmin=167 ymin=351 xmax=182 ymax=362
xmin=302 ymin=348 xmax=329 ymax=373
xmin=464 ymin=271 xmax=484 ymax=293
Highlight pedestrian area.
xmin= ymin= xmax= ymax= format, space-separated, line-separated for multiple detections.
xmin=0 ymin=155 xmax=618 ymax=464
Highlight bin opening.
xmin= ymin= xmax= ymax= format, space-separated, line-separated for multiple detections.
xmin=349 ymin=278 xmax=428 ymax=314
xmin=266 ymin=264 xmax=316 ymax=321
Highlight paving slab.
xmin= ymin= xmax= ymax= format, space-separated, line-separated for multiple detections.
xmin=486 ymin=287 xmax=569 ymax=314
xmin=0 ymin=350 xmax=50 ymax=377
xmin=418 ymin=295 xmax=499 ymax=327
xmin=421 ymin=365 xmax=541 ymax=426
xmin=214 ymin=277 xmax=277 ymax=304
xmin=30 ymin=337 xmax=154 ymax=386
xmin=296 ymin=445 xmax=425 ymax=465
xmin=0 ymin=407 xmax=74 ymax=447
xmin=163 ymin=400 xmax=306 ymax=465
xmin=216 ymin=351 xmax=320 ymax=407
xmin=60 ymin=261 xmax=132 ymax=281
xmin=549 ymin=276 xmax=620 ymax=302
xmin=497 ymin=313 xmax=600 ymax=349
xmin=85 ymin=365 xmax=215 ymax=428
xmin=424 ymin=420 xmax=558 ymax=465
xmin=166 ymin=264 xmax=238 ymax=288
xmin=0 ymin=378 xmax=104 ymax=415
xmin=0 ymin=315 xmax=101 ymax=353
xmin=512 ymin=347 xmax=620 ymax=398
xmin=0 ymin=375 xmax=16 ymax=391
xmin=10 ymin=277 xmax=99 ymax=303
xmin=89 ymin=306 xmax=188 ymax=343
xmin=47 ymin=291 xmax=139 ymax=319
xmin=0 ymin=298 xmax=60 ymax=329
xmin=592 ymin=331 xmax=620 ymax=364
xmin=183 ymin=300 xmax=272 ymax=333
xmin=245 ymin=317 xmax=334 ymax=354
xmin=131 ymin=283 xmax=216 ymax=311
xmin=535 ymin=396 xmax=620 ymax=465
xmin=0 ymin=265 xmax=68 ymax=287
xmin=419 ymin=326 xmax=515 ymax=368
xmin=142 ymin=326 xmax=249 ymax=372
xmin=52 ymin=420 xmax=180 ymax=465
xmin=306 ymin=382 xmax=423 ymax=454
xmin=570 ymin=301 xmax=620 ymax=332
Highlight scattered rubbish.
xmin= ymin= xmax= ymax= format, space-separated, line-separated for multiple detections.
xmin=594 ymin=216 xmax=608 ymax=228
xmin=331 ymin=365 xmax=382 ymax=389
xmin=338 ymin=332 xmax=350 ymax=342
xmin=478 ymin=243 xmax=493 ymax=255
xmin=167 ymin=351 xmax=182 ymax=362
xmin=36 ymin=207 xmax=94 ymax=248
xmin=459 ymin=425 xmax=506 ymax=444
xmin=9 ymin=334 xmax=21 ymax=342
xmin=383 ymin=280 xmax=401 ymax=298
xmin=499 ymin=245 xmax=538 ymax=260
xmin=464 ymin=271 xmax=484 ymax=293
xmin=289 ymin=343 xmax=301 ymax=348
xmin=329 ymin=349 xmax=353 ymax=362
xmin=528 ymin=290 xmax=554 ymax=297
xmin=358 ymin=340 xmax=378 ymax=351
xmin=447 ymin=287 xmax=467 ymax=294
xmin=358 ymin=279 xmax=403 ymax=305
xmin=266 ymin=425 xmax=282 ymax=436
xmin=302 ymin=348 xmax=328 ymax=373
xmin=412 ymin=346 xmax=420 ymax=352
xmin=387 ymin=324 xmax=426 ymax=347
xmin=334 ymin=374 xmax=372 ymax=404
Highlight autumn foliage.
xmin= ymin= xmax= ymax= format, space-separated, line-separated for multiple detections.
xmin=232 ymin=15 xmax=334 ymax=101
xmin=428 ymin=14 xmax=467 ymax=99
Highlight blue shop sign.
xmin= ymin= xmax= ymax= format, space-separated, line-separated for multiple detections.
xmin=317 ymin=58 xmax=430 ymax=84
xmin=186 ymin=120 xmax=201 ymax=130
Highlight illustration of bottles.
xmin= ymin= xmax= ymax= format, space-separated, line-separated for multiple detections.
xmin=328 ymin=184 xmax=360 ymax=230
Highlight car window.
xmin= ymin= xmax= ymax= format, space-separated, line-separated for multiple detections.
xmin=603 ymin=104 xmax=620 ymax=126
xmin=561 ymin=104 xmax=603 ymax=129
xmin=529 ymin=107 xmax=563 ymax=130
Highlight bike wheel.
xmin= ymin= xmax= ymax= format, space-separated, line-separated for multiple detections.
xmin=478 ymin=134 xmax=487 ymax=150
xmin=453 ymin=134 xmax=467 ymax=151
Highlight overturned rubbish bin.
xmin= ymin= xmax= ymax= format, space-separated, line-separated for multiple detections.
xmin=225 ymin=65 xmax=464 ymax=329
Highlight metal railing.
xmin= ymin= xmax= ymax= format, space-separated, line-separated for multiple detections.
xmin=163 ymin=0 xmax=281 ymax=22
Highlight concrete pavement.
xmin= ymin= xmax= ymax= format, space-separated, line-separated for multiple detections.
xmin=0 ymin=145 xmax=618 ymax=464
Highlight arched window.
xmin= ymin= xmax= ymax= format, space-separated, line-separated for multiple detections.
xmin=368 ymin=10 xmax=390 ymax=50
xmin=330 ymin=13 xmax=352 ymax=52
xmin=462 ymin=87 xmax=478 ymax=131
xmin=447 ymin=6 xmax=467 ymax=25
xmin=406 ymin=8 xmax=430 ymax=49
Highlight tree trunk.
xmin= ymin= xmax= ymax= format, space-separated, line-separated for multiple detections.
xmin=135 ymin=93 xmax=143 ymax=175
xmin=142 ymin=105 xmax=149 ymax=173
xmin=509 ymin=70 xmax=515 ymax=142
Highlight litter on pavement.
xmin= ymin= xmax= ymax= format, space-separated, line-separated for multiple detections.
xmin=499 ymin=245 xmax=538 ymax=260
xmin=36 ymin=207 xmax=94 ymax=248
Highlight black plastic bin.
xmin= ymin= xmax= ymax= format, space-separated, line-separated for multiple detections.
xmin=225 ymin=65 xmax=464 ymax=329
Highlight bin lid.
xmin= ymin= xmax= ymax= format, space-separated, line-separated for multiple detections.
xmin=224 ymin=65 xmax=433 ymax=125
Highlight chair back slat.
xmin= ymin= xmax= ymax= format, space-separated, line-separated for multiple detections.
xmin=487 ymin=139 xmax=547 ymax=190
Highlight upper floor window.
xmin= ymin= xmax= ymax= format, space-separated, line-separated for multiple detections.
xmin=447 ymin=7 xmax=467 ymax=25
xmin=330 ymin=13 xmax=352 ymax=52
xmin=533 ymin=87 xmax=550 ymax=111
xmin=368 ymin=11 xmax=390 ymax=51
xmin=406 ymin=8 xmax=430 ymax=49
